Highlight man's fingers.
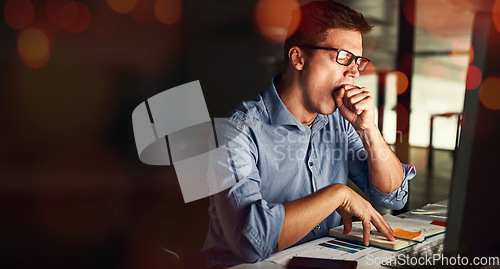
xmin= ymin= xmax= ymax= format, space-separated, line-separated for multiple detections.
xmin=380 ymin=214 xmax=396 ymax=237
xmin=372 ymin=211 xmax=391 ymax=231
xmin=371 ymin=213 xmax=395 ymax=241
xmin=362 ymin=219 xmax=371 ymax=246
xmin=342 ymin=216 xmax=352 ymax=234
xmin=333 ymin=87 xmax=345 ymax=108
xmin=343 ymin=86 xmax=365 ymax=98
xmin=334 ymin=87 xmax=356 ymax=121
xmin=342 ymin=87 xmax=372 ymax=115
xmin=349 ymin=96 xmax=372 ymax=115
xmin=377 ymin=213 xmax=396 ymax=237
xmin=347 ymin=91 xmax=371 ymax=105
xmin=362 ymin=219 xmax=372 ymax=246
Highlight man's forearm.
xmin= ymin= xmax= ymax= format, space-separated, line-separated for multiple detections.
xmin=357 ymin=124 xmax=404 ymax=194
xmin=278 ymin=182 xmax=397 ymax=251
xmin=277 ymin=184 xmax=346 ymax=251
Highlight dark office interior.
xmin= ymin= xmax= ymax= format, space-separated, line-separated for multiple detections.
xmin=1 ymin=0 xmax=499 ymax=268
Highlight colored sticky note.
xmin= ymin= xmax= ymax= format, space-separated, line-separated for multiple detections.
xmin=393 ymin=228 xmax=422 ymax=239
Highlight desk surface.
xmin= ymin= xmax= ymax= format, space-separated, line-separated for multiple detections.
xmin=232 ymin=200 xmax=448 ymax=269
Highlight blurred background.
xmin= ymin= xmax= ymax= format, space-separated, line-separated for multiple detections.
xmin=1 ymin=0 xmax=499 ymax=268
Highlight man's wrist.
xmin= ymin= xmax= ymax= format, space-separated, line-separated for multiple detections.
xmin=328 ymin=184 xmax=349 ymax=208
xmin=356 ymin=124 xmax=381 ymax=147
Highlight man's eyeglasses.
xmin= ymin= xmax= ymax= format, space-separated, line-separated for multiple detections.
xmin=299 ymin=45 xmax=371 ymax=71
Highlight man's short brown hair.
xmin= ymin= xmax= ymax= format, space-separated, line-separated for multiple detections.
xmin=284 ymin=1 xmax=373 ymax=69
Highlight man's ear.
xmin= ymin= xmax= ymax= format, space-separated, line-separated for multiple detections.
xmin=288 ymin=46 xmax=305 ymax=71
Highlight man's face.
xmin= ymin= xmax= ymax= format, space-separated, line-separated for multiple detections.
xmin=298 ymin=28 xmax=363 ymax=115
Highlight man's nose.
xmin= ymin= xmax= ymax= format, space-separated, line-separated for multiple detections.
xmin=345 ymin=62 xmax=360 ymax=78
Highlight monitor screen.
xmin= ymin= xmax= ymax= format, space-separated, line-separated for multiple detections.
xmin=444 ymin=12 xmax=500 ymax=258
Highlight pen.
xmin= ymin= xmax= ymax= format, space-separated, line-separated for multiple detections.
xmin=370 ymin=231 xmax=422 ymax=243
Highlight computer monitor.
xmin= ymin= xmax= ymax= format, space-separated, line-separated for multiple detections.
xmin=444 ymin=12 xmax=500 ymax=258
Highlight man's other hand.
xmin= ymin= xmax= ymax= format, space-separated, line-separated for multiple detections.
xmin=334 ymin=184 xmax=396 ymax=246
xmin=334 ymin=85 xmax=376 ymax=131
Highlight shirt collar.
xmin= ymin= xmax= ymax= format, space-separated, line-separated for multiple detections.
xmin=262 ymin=75 xmax=328 ymax=132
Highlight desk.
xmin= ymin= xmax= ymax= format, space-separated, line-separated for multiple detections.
xmin=232 ymin=200 xmax=448 ymax=269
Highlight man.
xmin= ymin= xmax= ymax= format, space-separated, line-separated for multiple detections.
xmin=202 ymin=1 xmax=415 ymax=267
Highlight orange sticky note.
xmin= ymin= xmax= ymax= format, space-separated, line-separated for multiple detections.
xmin=393 ymin=228 xmax=422 ymax=239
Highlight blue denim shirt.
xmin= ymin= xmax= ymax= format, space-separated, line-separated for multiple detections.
xmin=201 ymin=77 xmax=416 ymax=268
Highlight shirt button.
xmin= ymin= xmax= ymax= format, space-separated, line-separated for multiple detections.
xmin=316 ymin=225 xmax=320 ymax=229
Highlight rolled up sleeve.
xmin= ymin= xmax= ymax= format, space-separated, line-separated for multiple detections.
xmin=366 ymin=163 xmax=416 ymax=210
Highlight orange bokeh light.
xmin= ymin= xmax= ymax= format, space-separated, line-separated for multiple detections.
xmin=255 ymin=0 xmax=300 ymax=43
xmin=59 ymin=1 xmax=92 ymax=34
xmin=154 ymin=0 xmax=183 ymax=25
xmin=17 ymin=28 xmax=51 ymax=68
xmin=390 ymin=71 xmax=409 ymax=95
xmin=3 ymin=0 xmax=35 ymax=30
xmin=479 ymin=76 xmax=500 ymax=110
xmin=107 ymin=0 xmax=137 ymax=14
xmin=464 ymin=65 xmax=482 ymax=90
xmin=493 ymin=0 xmax=500 ymax=34
xmin=451 ymin=38 xmax=474 ymax=67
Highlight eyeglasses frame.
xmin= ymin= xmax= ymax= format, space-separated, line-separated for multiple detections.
xmin=298 ymin=45 xmax=371 ymax=71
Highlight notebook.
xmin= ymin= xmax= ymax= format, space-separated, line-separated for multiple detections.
xmin=328 ymin=214 xmax=446 ymax=251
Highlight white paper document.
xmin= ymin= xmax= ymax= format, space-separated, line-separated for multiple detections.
xmin=266 ymin=237 xmax=395 ymax=268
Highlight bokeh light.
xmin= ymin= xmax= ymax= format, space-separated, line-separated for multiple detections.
xmin=131 ymin=0 xmax=156 ymax=26
xmin=479 ymin=76 xmax=500 ymax=110
xmin=418 ymin=1 xmax=473 ymax=42
xmin=154 ymin=0 xmax=183 ymax=25
xmin=390 ymin=71 xmax=409 ymax=95
xmin=46 ymin=0 xmax=71 ymax=28
xmin=107 ymin=0 xmax=137 ymax=14
xmin=421 ymin=60 xmax=451 ymax=80
xmin=463 ymin=65 xmax=482 ymax=90
xmin=3 ymin=0 xmax=35 ymax=30
xmin=451 ymin=38 xmax=474 ymax=67
xmin=493 ymin=0 xmax=500 ymax=34
xmin=59 ymin=1 xmax=92 ymax=34
xmin=17 ymin=28 xmax=51 ymax=68
xmin=254 ymin=0 xmax=300 ymax=42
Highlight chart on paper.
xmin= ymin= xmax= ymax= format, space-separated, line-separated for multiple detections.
xmin=318 ymin=239 xmax=367 ymax=254
xmin=267 ymin=237 xmax=394 ymax=266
